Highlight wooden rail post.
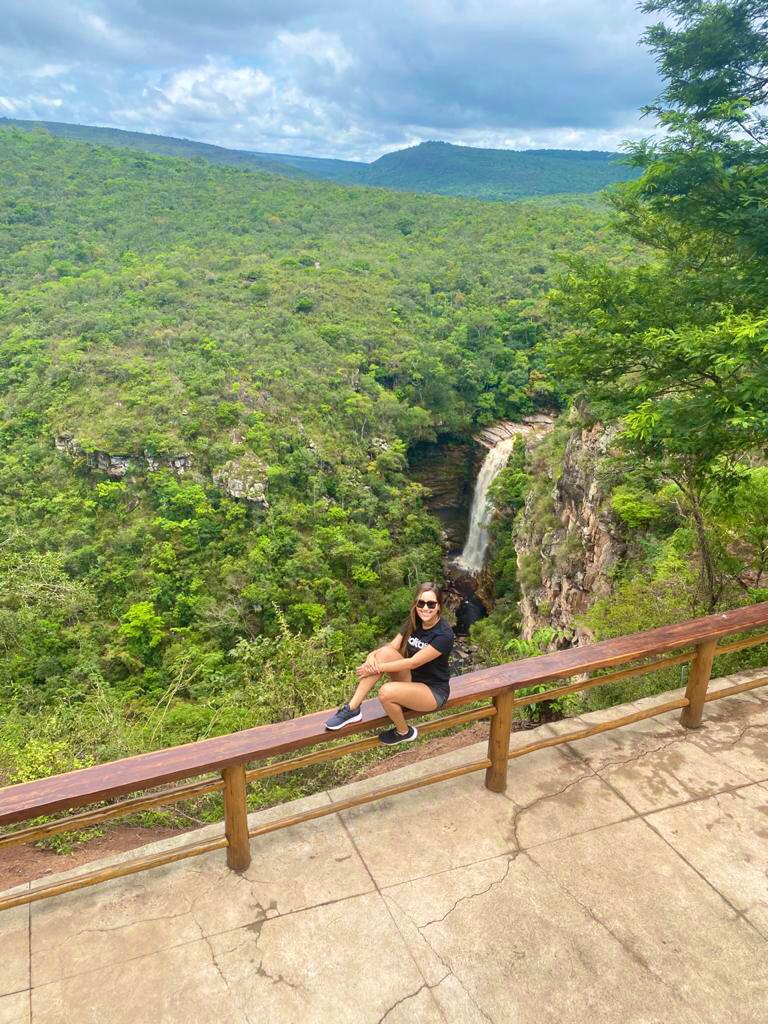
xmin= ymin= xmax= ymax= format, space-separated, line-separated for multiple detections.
xmin=222 ymin=764 xmax=251 ymax=871
xmin=680 ymin=639 xmax=717 ymax=729
xmin=485 ymin=690 xmax=514 ymax=792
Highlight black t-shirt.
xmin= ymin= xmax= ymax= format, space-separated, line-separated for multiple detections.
xmin=405 ymin=617 xmax=454 ymax=688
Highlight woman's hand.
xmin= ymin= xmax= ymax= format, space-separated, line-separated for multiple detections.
xmin=356 ymin=656 xmax=380 ymax=679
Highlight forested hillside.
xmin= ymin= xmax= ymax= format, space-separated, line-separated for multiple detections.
xmin=1 ymin=119 xmax=638 ymax=200
xmin=0 ymin=127 xmax=631 ymax=794
xmin=360 ymin=141 xmax=639 ymax=199
xmin=0 ymin=118 xmax=306 ymax=178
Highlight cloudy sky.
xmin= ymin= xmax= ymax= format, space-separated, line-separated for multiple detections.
xmin=1 ymin=1 xmax=663 ymax=162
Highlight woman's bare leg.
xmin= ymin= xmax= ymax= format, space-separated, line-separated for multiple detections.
xmin=379 ymin=682 xmax=438 ymax=733
xmin=348 ymin=645 xmax=405 ymax=709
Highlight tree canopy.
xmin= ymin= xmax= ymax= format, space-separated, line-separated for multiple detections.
xmin=551 ymin=0 xmax=768 ymax=610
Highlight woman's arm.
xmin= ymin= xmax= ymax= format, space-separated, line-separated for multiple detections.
xmin=375 ymin=644 xmax=442 ymax=675
xmin=360 ymin=634 xmax=403 ymax=674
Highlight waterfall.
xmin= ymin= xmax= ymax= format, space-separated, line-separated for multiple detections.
xmin=454 ymin=437 xmax=516 ymax=574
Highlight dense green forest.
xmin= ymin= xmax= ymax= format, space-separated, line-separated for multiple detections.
xmin=3 ymin=0 xmax=768 ymax=843
xmin=2 ymin=119 xmax=639 ymax=200
xmin=0 ymin=126 xmax=631 ymax=805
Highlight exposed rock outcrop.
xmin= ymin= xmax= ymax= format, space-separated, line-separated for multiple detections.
xmin=515 ymin=417 xmax=625 ymax=646
xmin=211 ymin=455 xmax=269 ymax=508
xmin=55 ymin=433 xmax=270 ymax=509
xmin=145 ymin=453 xmax=193 ymax=474
xmin=54 ymin=436 xmax=191 ymax=477
xmin=474 ymin=414 xmax=554 ymax=450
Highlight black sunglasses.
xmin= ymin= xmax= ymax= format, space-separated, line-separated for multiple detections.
xmin=416 ymin=600 xmax=438 ymax=609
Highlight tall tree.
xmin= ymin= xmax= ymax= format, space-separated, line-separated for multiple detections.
xmin=553 ymin=0 xmax=768 ymax=610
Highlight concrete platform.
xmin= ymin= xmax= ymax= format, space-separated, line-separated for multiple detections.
xmin=2 ymin=668 xmax=767 ymax=1023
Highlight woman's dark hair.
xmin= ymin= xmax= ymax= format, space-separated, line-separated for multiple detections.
xmin=399 ymin=582 xmax=444 ymax=656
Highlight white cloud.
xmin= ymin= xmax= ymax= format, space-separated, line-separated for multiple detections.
xmin=2 ymin=0 xmax=664 ymax=160
xmin=125 ymin=60 xmax=275 ymax=125
xmin=0 ymin=93 xmax=65 ymax=114
xmin=162 ymin=61 xmax=272 ymax=111
xmin=29 ymin=63 xmax=72 ymax=79
xmin=272 ymin=29 xmax=355 ymax=74
xmin=111 ymin=56 xmax=362 ymax=153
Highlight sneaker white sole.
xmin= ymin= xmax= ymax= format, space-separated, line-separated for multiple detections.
xmin=380 ymin=726 xmax=418 ymax=744
xmin=325 ymin=714 xmax=362 ymax=731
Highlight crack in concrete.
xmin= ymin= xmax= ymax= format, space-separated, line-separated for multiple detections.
xmin=251 ymin=955 xmax=302 ymax=993
xmin=500 ymin=768 xmax=600 ymax=851
xmin=379 ymin=850 xmax=521 ymax=891
xmin=195 ymin=907 xmax=259 ymax=1024
xmin=582 ymin=759 xmax=768 ymax=946
xmin=417 ymin=854 xmax=516 ymax=929
xmin=704 ymin=720 xmax=768 ymax=754
xmin=383 ymin=866 xmax=507 ymax=1024
xmin=24 ymin=885 xmax=393 ymax=991
xmin=60 ymin=905 xmax=204 ymax=943
xmin=335 ymin=813 xmax=451 ymax=1023
xmin=583 ymin=704 xmax=765 ymax=779
xmin=376 ymin=982 xmax=428 ymax=1023
xmin=527 ymin=851 xmax=707 ymax=1021
xmin=201 ymin=932 xmax=247 ymax=1017
xmin=588 ymin=731 xmax=688 ymax=774
xmin=532 ymin=854 xmax=655 ymax=973
xmin=198 ymin=903 xmax=301 ymax=1023
xmin=739 ymin=902 xmax=768 ymax=942
xmin=557 ymin=723 xmax=768 ymax=945
xmin=534 ymin=719 xmax=768 ymax=949
xmin=414 ymin=930 xmax=496 ymax=1024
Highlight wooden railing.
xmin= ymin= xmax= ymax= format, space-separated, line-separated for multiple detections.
xmin=2 ymin=602 xmax=768 ymax=912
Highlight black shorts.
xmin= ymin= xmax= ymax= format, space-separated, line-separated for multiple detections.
xmin=413 ymin=677 xmax=450 ymax=709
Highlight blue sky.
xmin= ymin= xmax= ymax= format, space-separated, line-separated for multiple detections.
xmin=1 ymin=1 xmax=663 ymax=161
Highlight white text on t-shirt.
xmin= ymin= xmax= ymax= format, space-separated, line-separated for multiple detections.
xmin=408 ymin=636 xmax=429 ymax=650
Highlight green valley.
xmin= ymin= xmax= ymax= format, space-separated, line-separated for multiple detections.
xmin=0 ymin=126 xmax=629 ymax=802
xmin=3 ymin=0 xmax=768 ymax=832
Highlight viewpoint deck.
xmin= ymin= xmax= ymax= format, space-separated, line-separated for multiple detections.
xmin=2 ymin=667 xmax=766 ymax=1024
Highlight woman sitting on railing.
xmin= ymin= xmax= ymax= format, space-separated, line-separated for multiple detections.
xmin=325 ymin=582 xmax=454 ymax=744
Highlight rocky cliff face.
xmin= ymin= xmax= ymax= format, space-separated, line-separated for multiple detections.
xmin=54 ymin=436 xmax=269 ymax=508
xmin=515 ymin=416 xmax=625 ymax=646
xmin=54 ymin=436 xmax=192 ymax=477
xmin=474 ymin=414 xmax=554 ymax=451
xmin=409 ymin=440 xmax=474 ymax=551
xmin=409 ymin=417 xmax=557 ymax=554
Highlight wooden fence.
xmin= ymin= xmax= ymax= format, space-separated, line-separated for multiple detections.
xmin=1 ymin=602 xmax=767 ymax=912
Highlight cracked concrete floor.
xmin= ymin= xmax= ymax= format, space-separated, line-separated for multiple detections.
xmin=1 ymin=668 xmax=767 ymax=1024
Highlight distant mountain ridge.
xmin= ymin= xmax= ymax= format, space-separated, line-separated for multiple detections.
xmin=0 ymin=118 xmax=305 ymax=178
xmin=1 ymin=118 xmax=639 ymax=200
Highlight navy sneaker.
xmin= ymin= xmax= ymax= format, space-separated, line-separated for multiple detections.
xmin=378 ymin=725 xmax=418 ymax=746
xmin=325 ymin=703 xmax=363 ymax=731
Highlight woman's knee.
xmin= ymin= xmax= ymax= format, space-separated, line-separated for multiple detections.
xmin=375 ymin=646 xmax=410 ymax=683
xmin=379 ymin=681 xmax=396 ymax=702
